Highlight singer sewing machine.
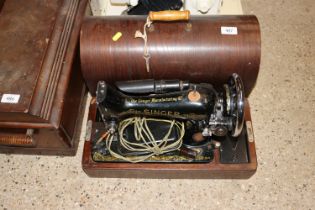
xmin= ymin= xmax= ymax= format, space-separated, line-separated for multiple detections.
xmin=81 ymin=11 xmax=259 ymax=178
xmin=93 ymin=73 xmax=244 ymax=162
xmin=82 ymin=74 xmax=257 ymax=178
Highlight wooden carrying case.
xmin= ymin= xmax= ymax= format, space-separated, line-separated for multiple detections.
xmin=80 ymin=14 xmax=260 ymax=178
xmin=0 ymin=0 xmax=88 ymax=155
xmin=83 ymin=99 xmax=257 ymax=179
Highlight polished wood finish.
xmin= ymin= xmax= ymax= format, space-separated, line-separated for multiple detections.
xmin=80 ymin=15 xmax=261 ymax=96
xmin=149 ymin=10 xmax=190 ymax=21
xmin=0 ymin=0 xmax=88 ymax=155
xmin=82 ymin=99 xmax=257 ymax=179
xmin=0 ymin=0 xmax=4 ymax=11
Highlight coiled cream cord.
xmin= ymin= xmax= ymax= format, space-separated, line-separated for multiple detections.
xmin=105 ymin=117 xmax=185 ymax=163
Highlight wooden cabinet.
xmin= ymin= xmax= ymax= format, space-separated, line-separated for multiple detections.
xmin=0 ymin=0 xmax=89 ymax=155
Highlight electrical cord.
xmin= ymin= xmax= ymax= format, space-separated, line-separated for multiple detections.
xmin=105 ymin=117 xmax=185 ymax=163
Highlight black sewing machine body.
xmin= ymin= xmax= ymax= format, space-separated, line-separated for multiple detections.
xmin=96 ymin=81 xmax=215 ymax=121
xmin=91 ymin=74 xmax=249 ymax=164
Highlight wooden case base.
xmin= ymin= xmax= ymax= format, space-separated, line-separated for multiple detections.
xmin=82 ymin=99 xmax=257 ymax=179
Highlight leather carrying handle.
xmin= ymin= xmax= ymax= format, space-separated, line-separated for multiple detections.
xmin=149 ymin=10 xmax=190 ymax=22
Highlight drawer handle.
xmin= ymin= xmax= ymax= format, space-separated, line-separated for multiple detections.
xmin=0 ymin=129 xmax=36 ymax=147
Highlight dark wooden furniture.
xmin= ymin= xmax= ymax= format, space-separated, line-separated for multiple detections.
xmin=0 ymin=0 xmax=88 ymax=155
xmin=0 ymin=0 xmax=4 ymax=11
xmin=80 ymin=15 xmax=261 ymax=96
xmin=82 ymin=99 xmax=257 ymax=178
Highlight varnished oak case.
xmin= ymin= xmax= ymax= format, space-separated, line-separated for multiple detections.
xmin=80 ymin=14 xmax=259 ymax=178
xmin=82 ymin=99 xmax=257 ymax=179
xmin=80 ymin=15 xmax=261 ymax=96
xmin=0 ymin=0 xmax=88 ymax=155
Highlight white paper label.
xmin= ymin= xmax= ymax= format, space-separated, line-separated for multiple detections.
xmin=1 ymin=94 xmax=20 ymax=104
xmin=221 ymin=26 xmax=238 ymax=35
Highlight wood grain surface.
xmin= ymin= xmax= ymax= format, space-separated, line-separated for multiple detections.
xmin=0 ymin=0 xmax=88 ymax=155
xmin=80 ymin=15 xmax=261 ymax=96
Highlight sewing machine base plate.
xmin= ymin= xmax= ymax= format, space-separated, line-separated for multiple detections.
xmin=82 ymin=98 xmax=257 ymax=179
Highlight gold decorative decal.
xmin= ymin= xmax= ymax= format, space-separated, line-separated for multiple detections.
xmin=127 ymin=109 xmax=181 ymax=117
xmin=125 ymin=109 xmax=204 ymax=120
xmin=127 ymin=96 xmax=183 ymax=104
